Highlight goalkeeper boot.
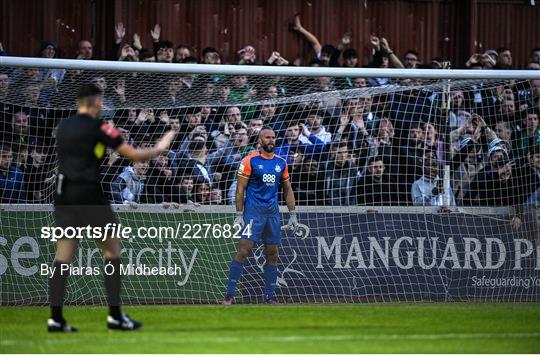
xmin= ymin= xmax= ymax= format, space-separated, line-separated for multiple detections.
xmin=107 ymin=313 xmax=142 ymax=331
xmin=47 ymin=318 xmax=78 ymax=332
xmin=265 ymin=298 xmax=278 ymax=305
xmin=222 ymin=295 xmax=233 ymax=305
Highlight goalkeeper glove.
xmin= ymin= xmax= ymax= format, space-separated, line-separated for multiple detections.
xmin=282 ymin=210 xmax=299 ymax=232
xmin=234 ymin=211 xmax=244 ymax=228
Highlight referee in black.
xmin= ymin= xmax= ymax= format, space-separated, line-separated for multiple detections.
xmin=48 ymin=83 xmax=175 ymax=332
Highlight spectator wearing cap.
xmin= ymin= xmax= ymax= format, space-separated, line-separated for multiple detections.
xmin=464 ymin=146 xmax=533 ymax=206
xmin=465 ymin=145 xmax=538 ymax=230
xmin=38 ymin=41 xmax=65 ymax=83
xmin=484 ymin=49 xmax=498 ymax=63
xmin=451 ymin=135 xmax=485 ymax=205
xmin=37 ymin=41 xmax=65 ymax=107
xmin=0 ymin=144 xmax=26 ymax=203
xmin=488 ymin=137 xmax=513 ymax=158
xmin=449 ymin=114 xmax=497 ymax=202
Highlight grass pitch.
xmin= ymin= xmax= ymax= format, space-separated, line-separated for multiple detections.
xmin=1 ymin=303 xmax=539 ymax=353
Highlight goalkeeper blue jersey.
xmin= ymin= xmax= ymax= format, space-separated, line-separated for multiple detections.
xmin=238 ymin=151 xmax=289 ymax=211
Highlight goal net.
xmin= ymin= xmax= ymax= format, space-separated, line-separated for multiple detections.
xmin=0 ymin=59 xmax=539 ymax=304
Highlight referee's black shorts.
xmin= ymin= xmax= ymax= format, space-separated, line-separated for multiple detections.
xmin=54 ymin=181 xmax=117 ymax=229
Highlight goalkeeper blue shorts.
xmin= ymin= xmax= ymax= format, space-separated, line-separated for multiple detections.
xmin=241 ymin=207 xmax=282 ymax=245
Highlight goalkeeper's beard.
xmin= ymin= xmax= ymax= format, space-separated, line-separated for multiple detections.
xmin=261 ymin=143 xmax=275 ymax=154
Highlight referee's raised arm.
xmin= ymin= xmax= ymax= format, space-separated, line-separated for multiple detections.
xmin=76 ymin=83 xmax=176 ymax=162
xmin=116 ymin=130 xmax=176 ymax=162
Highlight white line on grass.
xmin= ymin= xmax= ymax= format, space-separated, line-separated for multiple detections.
xmin=2 ymin=332 xmax=539 ymax=347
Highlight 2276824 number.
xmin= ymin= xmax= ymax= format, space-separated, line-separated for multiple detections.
xmin=179 ymin=224 xmax=250 ymax=239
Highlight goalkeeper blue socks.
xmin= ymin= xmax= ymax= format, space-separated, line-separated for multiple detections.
xmin=264 ymin=264 xmax=278 ymax=300
xmin=226 ymin=260 xmax=244 ymax=297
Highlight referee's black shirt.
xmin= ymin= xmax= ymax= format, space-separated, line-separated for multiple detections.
xmin=56 ymin=113 xmax=123 ymax=184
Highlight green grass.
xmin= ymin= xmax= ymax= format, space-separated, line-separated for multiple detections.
xmin=1 ymin=303 xmax=539 ymax=353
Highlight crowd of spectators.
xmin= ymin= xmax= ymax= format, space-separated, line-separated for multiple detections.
xmin=0 ymin=17 xmax=539 ymax=224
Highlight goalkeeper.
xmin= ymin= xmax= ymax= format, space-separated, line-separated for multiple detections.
xmin=223 ymin=126 xmax=298 ymax=305
xmin=48 ymin=83 xmax=175 ymax=332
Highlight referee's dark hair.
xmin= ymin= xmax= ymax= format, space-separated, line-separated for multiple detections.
xmin=76 ymin=83 xmax=103 ymax=107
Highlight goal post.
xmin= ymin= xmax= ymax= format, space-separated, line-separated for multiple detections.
xmin=0 ymin=57 xmax=539 ymax=304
